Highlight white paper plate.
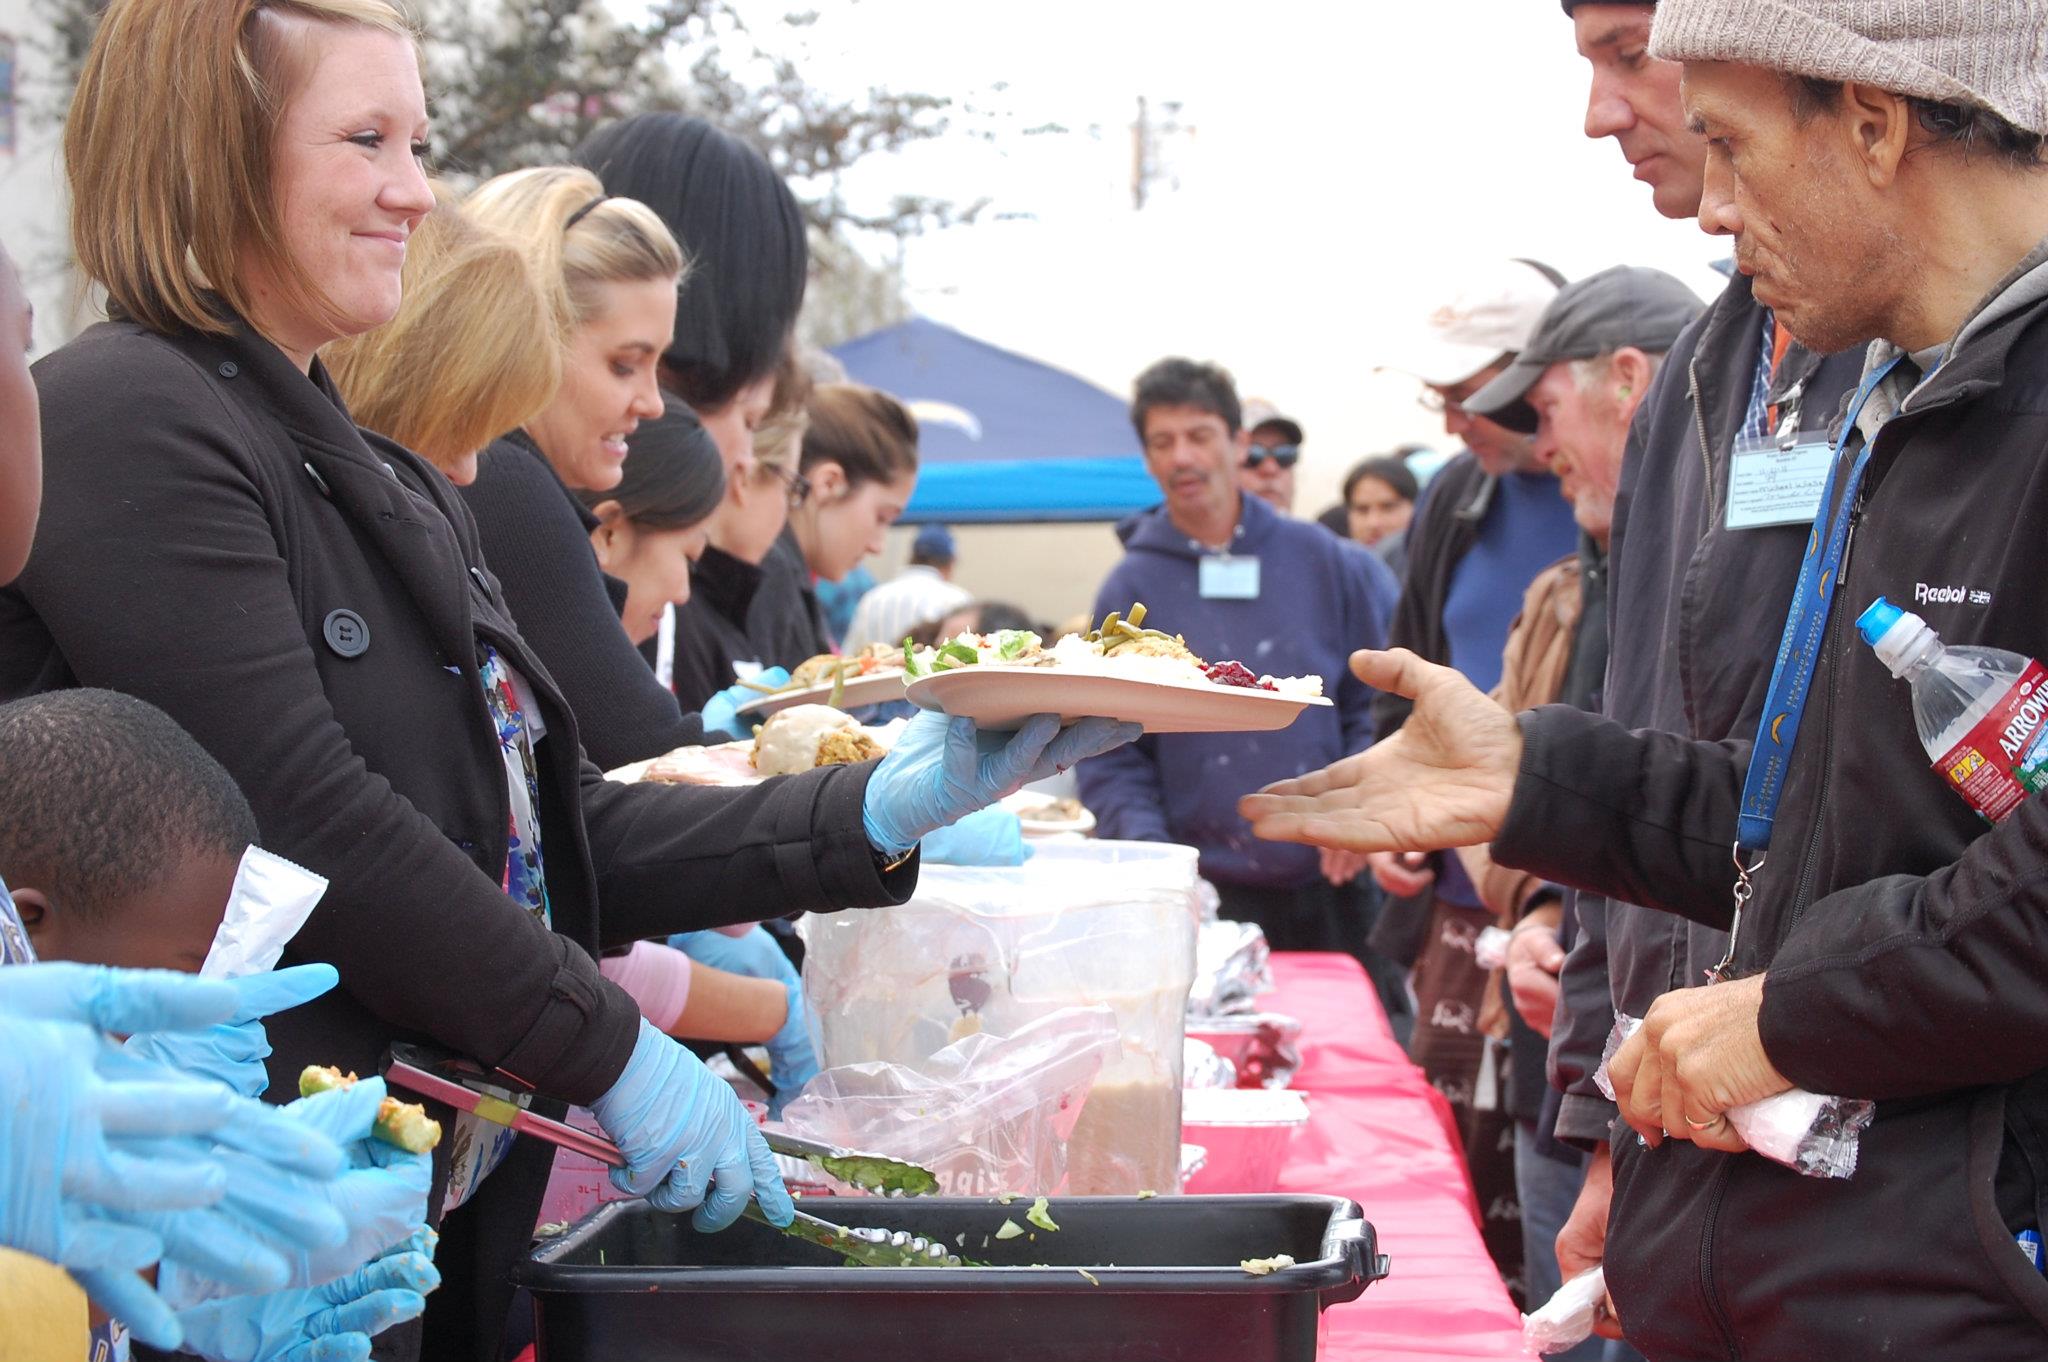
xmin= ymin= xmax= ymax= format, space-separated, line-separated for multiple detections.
xmin=735 ymin=669 xmax=910 ymax=717
xmin=904 ymin=665 xmax=1332 ymax=734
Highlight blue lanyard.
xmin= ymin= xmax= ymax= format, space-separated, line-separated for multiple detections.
xmin=1734 ymin=355 xmax=1903 ymax=854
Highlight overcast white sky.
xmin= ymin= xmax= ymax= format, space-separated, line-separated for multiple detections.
xmin=752 ymin=0 xmax=1727 ymax=510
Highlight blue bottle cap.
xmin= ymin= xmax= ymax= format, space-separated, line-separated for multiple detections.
xmin=1856 ymin=597 xmax=1903 ymax=648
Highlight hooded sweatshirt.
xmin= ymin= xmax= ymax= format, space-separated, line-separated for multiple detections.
xmin=1075 ymin=492 xmax=1393 ymax=888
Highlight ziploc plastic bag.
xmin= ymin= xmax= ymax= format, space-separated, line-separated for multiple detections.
xmin=199 ymin=847 xmax=328 ymax=979
xmin=1523 ymin=1265 xmax=1606 ymax=1355
xmin=773 ymin=1006 xmax=1121 ymax=1196
xmin=1595 ymin=1012 xmax=1873 ymax=1179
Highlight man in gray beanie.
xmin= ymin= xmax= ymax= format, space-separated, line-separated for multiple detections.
xmin=1240 ymin=2 xmax=2048 ymax=1357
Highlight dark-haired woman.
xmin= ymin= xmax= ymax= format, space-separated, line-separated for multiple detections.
xmin=581 ymin=398 xmax=724 ymax=652
xmin=576 ymin=112 xmax=807 ymax=472
xmin=750 ymin=383 xmax=922 ymax=669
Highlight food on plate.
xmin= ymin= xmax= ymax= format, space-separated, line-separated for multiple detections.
xmin=994 ymin=1219 xmax=1025 ymax=1241
xmin=1239 ymin=1255 xmax=1296 ymax=1276
xmin=908 ymin=603 xmax=1323 ymax=699
xmin=616 ymin=740 xmax=760 ymax=787
xmin=741 ymin=643 xmax=910 ymax=704
xmin=902 ymin=628 xmax=1048 ymax=675
xmin=1010 ymin=795 xmax=1087 ymax=824
xmin=751 ymin=704 xmax=886 ymax=776
xmin=297 ymin=1064 xmax=444 ymax=1153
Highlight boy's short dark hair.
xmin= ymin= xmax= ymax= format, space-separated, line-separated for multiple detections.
xmin=1130 ymin=357 xmax=1242 ymax=445
xmin=0 ymin=689 xmax=256 ymax=924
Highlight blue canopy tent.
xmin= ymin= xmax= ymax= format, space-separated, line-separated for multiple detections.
xmin=829 ymin=317 xmax=1155 ymax=524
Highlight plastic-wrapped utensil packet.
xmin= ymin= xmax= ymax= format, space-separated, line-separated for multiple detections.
xmin=1595 ymin=1011 xmax=1873 ymax=1179
xmin=1523 ymin=1265 xmax=1606 ymax=1355
xmin=199 ymin=846 xmax=330 ymax=979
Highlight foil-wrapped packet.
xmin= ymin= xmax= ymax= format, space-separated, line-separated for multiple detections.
xmin=1187 ymin=919 xmax=1273 ymax=1017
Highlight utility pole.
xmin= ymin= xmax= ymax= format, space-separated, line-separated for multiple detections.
xmin=1130 ymin=95 xmax=1187 ymax=211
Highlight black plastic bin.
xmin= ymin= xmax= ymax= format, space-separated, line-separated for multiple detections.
xmin=514 ymin=1194 xmax=1389 ymax=1362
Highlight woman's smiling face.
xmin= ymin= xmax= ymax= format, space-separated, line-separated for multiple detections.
xmin=526 ymin=277 xmax=676 ymax=491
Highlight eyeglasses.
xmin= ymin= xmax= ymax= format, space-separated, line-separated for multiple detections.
xmin=1244 ymin=445 xmax=1300 ymax=470
xmin=761 ymin=460 xmax=811 ymax=509
xmin=1417 ymin=389 xmax=1473 ymax=419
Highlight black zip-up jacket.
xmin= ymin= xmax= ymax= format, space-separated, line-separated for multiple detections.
xmin=672 ymin=543 xmax=766 ymax=712
xmin=748 ymin=526 xmax=834 ymax=669
xmin=1548 ymin=272 xmax=1866 ymax=1148
xmin=1497 ymin=247 xmax=2048 ymax=1360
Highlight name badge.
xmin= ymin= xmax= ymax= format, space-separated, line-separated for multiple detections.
xmin=1199 ymin=554 xmax=1261 ymax=600
xmin=1726 ymin=432 xmax=1835 ymax=530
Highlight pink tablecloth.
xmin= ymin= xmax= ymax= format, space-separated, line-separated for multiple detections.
xmin=1263 ymin=952 xmax=1528 ymax=1361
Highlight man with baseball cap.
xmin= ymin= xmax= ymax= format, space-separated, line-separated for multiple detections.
xmin=1238 ymin=403 xmax=1304 ymax=516
xmin=1457 ymin=264 xmax=1700 ymax=1348
xmin=1244 ymin=2 xmax=2048 ymax=1354
xmin=1368 ymin=258 xmax=1583 ymax=1302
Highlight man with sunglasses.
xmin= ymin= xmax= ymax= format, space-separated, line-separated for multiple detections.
xmin=1364 ymin=256 xmax=1581 ymax=1302
xmin=1239 ymin=405 xmax=1304 ymax=516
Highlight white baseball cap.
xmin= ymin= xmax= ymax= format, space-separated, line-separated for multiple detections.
xmin=1391 ymin=259 xmax=1564 ymax=388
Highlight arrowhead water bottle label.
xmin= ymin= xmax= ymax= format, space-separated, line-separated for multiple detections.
xmin=1935 ymin=660 xmax=2048 ymax=823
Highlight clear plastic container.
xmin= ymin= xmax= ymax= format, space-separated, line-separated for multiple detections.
xmin=801 ymin=841 xmax=1202 ymax=1194
xmin=1858 ymin=597 xmax=2048 ymax=823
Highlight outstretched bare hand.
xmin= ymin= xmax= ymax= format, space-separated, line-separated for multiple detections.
xmin=1239 ymin=649 xmax=1522 ymax=855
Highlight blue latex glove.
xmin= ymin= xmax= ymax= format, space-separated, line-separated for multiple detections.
xmin=0 ymin=1017 xmax=349 ymax=1348
xmin=162 ymin=1078 xmax=432 ymax=1306
xmin=702 ymin=666 xmax=789 ymax=740
xmin=127 ymin=963 xmax=341 ymax=1098
xmin=861 ymin=710 xmax=1141 ymax=855
xmin=173 ymin=1244 xmax=438 ymax=1362
xmin=920 ymin=806 xmax=1033 ymax=867
xmin=0 ymin=960 xmax=239 ymax=1033
xmin=0 ymin=1016 xmax=228 ymax=1346
xmin=588 ymin=1018 xmax=796 ymax=1230
xmin=668 ymin=928 xmax=819 ymax=1117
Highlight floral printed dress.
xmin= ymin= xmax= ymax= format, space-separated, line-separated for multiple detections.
xmin=442 ymin=643 xmax=553 ymax=1214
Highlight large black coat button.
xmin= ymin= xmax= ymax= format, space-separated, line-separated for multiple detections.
xmin=322 ymin=608 xmax=369 ymax=658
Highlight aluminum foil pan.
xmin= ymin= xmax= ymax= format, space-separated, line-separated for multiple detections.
xmin=1184 ymin=1013 xmax=1304 ymax=1090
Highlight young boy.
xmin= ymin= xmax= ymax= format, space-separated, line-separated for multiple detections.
xmin=0 ymin=687 xmax=256 ymax=973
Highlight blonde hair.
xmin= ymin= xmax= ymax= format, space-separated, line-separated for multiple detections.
xmin=66 ymin=0 xmax=416 ymax=337
xmin=751 ymin=410 xmax=809 ymax=476
xmin=325 ymin=187 xmax=561 ymax=473
xmin=463 ymin=166 xmax=684 ymax=342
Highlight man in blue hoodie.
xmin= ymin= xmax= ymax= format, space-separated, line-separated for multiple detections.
xmin=1077 ymin=357 xmax=1398 ymax=970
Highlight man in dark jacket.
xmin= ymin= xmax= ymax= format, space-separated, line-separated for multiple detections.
xmin=1077 ymin=357 xmax=1396 ymax=967
xmin=1245 ymin=2 xmax=2048 ymax=1354
xmin=1544 ymin=4 xmax=1868 ymax=1328
xmin=1460 ymin=262 xmax=1703 ymax=1352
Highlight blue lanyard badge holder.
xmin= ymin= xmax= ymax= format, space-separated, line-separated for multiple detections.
xmin=1714 ymin=357 xmax=1902 ymax=982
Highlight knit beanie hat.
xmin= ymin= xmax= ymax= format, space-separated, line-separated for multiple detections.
xmin=1650 ymin=0 xmax=2048 ymax=135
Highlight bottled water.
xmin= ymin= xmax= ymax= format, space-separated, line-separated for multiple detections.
xmin=1857 ymin=597 xmax=2048 ymax=824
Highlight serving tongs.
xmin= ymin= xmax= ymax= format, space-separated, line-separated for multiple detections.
xmin=382 ymin=1044 xmax=957 ymax=1268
